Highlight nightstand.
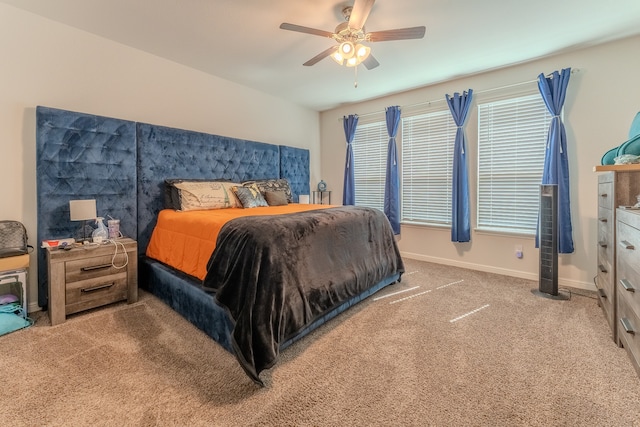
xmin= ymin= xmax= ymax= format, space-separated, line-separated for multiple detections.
xmin=312 ymin=190 xmax=332 ymax=204
xmin=46 ymin=238 xmax=138 ymax=325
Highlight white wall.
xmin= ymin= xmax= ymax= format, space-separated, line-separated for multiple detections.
xmin=320 ymin=35 xmax=640 ymax=289
xmin=0 ymin=4 xmax=320 ymax=311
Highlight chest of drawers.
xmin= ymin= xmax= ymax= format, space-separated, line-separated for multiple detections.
xmin=594 ymin=168 xmax=640 ymax=343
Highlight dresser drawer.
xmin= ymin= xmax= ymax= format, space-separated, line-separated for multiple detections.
xmin=617 ymin=297 xmax=640 ymax=373
xmin=596 ymin=273 xmax=615 ymax=332
xmin=597 ymin=231 xmax=613 ymax=270
xmin=65 ymin=271 xmax=128 ymax=315
xmin=617 ymin=219 xmax=640 ymax=262
xmin=597 ymin=206 xmax=613 ymax=238
xmin=598 ymin=181 xmax=614 ymax=209
xmin=618 ymin=266 xmax=640 ymax=318
xmin=65 ymin=253 xmax=129 ymax=283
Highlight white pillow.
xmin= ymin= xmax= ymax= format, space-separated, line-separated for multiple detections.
xmin=173 ymin=181 xmax=242 ymax=211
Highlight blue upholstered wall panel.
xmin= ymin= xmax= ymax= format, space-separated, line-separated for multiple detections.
xmin=36 ymin=106 xmax=137 ymax=307
xmin=136 ymin=123 xmax=281 ymax=254
xmin=279 ymin=145 xmax=310 ymax=202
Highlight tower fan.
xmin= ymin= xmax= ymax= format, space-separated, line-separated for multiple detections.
xmin=532 ymin=184 xmax=568 ymax=300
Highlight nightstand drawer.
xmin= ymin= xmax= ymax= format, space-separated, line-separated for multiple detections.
xmin=65 ymin=253 xmax=129 ymax=283
xmin=65 ymin=272 xmax=128 ymax=315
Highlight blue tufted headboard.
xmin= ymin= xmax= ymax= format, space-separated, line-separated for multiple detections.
xmin=279 ymin=145 xmax=310 ymax=202
xmin=36 ymin=106 xmax=310 ymax=308
xmin=137 ymin=123 xmax=280 ymax=255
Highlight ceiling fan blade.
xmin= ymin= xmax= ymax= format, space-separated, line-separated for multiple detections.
xmin=368 ymin=26 xmax=426 ymax=42
xmin=279 ymin=23 xmax=334 ymax=38
xmin=362 ymin=54 xmax=379 ymax=70
xmin=303 ymin=46 xmax=339 ymax=66
xmin=348 ymin=0 xmax=375 ymax=30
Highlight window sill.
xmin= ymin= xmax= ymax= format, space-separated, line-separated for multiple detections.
xmin=401 ymin=221 xmax=450 ymax=230
xmin=474 ymin=227 xmax=535 ymax=239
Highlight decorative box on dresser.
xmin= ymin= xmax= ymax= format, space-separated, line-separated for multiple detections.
xmin=594 ymin=164 xmax=640 ymax=344
xmin=46 ymin=238 xmax=138 ymax=326
xmin=616 ymin=208 xmax=640 ymax=376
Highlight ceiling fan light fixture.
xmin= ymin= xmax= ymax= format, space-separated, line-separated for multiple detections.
xmin=338 ymin=41 xmax=355 ymax=59
xmin=355 ymin=44 xmax=370 ymax=60
xmin=346 ymin=56 xmax=359 ymax=67
xmin=331 ymin=51 xmax=345 ymax=65
xmin=279 ymin=0 xmax=426 ymax=72
xmin=342 ymin=44 xmax=370 ymax=67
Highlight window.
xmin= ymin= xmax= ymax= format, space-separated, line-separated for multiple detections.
xmin=477 ymin=94 xmax=552 ymax=234
xmin=352 ymin=120 xmax=387 ymax=211
xmin=401 ymin=110 xmax=457 ymax=225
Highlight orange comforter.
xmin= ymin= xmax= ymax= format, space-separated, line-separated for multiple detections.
xmin=146 ymin=204 xmax=332 ymax=280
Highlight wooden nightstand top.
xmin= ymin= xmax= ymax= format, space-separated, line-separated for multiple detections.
xmin=46 ymin=238 xmax=137 ymax=261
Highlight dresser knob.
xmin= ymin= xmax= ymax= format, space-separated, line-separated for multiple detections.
xmin=598 ymin=264 xmax=607 ymax=273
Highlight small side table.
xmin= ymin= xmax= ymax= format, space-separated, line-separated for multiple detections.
xmin=46 ymin=238 xmax=138 ymax=325
xmin=312 ymin=190 xmax=332 ymax=205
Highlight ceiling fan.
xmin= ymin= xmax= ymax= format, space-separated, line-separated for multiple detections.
xmin=279 ymin=0 xmax=426 ymax=70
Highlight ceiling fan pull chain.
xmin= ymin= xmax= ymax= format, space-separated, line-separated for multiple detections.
xmin=354 ymin=65 xmax=358 ymax=88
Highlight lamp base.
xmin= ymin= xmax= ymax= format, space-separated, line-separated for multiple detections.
xmin=75 ymin=221 xmax=94 ymax=243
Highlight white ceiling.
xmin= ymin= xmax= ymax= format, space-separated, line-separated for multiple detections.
xmin=4 ymin=0 xmax=640 ymax=111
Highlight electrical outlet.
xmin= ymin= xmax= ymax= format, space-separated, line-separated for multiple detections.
xmin=515 ymin=245 xmax=523 ymax=259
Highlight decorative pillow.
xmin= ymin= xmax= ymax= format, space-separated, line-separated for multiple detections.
xmin=164 ymin=179 xmax=235 ymax=210
xmin=232 ymin=185 xmax=268 ymax=208
xmin=264 ymin=190 xmax=288 ymax=206
xmin=242 ymin=178 xmax=293 ymax=203
xmin=171 ymin=181 xmax=242 ymax=211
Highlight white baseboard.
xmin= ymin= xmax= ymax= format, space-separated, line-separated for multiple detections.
xmin=400 ymin=251 xmax=596 ymax=292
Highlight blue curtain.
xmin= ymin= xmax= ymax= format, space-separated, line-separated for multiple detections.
xmin=342 ymin=114 xmax=359 ymax=205
xmin=446 ymin=90 xmax=473 ymax=243
xmin=537 ymin=68 xmax=574 ymax=253
xmin=384 ymin=106 xmax=401 ymax=234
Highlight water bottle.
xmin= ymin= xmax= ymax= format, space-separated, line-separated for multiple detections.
xmin=92 ymin=217 xmax=108 ymax=243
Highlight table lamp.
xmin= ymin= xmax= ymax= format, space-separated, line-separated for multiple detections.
xmin=70 ymin=199 xmax=97 ymax=243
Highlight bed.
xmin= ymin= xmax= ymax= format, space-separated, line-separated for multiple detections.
xmin=36 ymin=106 xmax=404 ymax=385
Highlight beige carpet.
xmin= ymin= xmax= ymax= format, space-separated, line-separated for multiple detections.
xmin=2 ymin=258 xmax=640 ymax=426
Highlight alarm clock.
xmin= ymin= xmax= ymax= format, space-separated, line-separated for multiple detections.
xmin=317 ymin=180 xmax=327 ymax=192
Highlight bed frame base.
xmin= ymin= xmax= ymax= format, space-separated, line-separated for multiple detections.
xmin=142 ymin=257 xmax=400 ymax=355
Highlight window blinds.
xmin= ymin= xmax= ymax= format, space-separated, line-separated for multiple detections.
xmin=352 ymin=121 xmax=387 ymax=211
xmin=477 ymin=94 xmax=551 ymax=234
xmin=401 ymin=110 xmax=457 ymax=225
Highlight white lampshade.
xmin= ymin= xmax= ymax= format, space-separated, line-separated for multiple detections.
xmin=69 ymin=199 xmax=97 ymax=221
xmin=299 ymin=195 xmax=310 ymax=204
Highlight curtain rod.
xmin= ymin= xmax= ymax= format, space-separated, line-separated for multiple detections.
xmin=338 ymin=68 xmax=580 ymax=121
